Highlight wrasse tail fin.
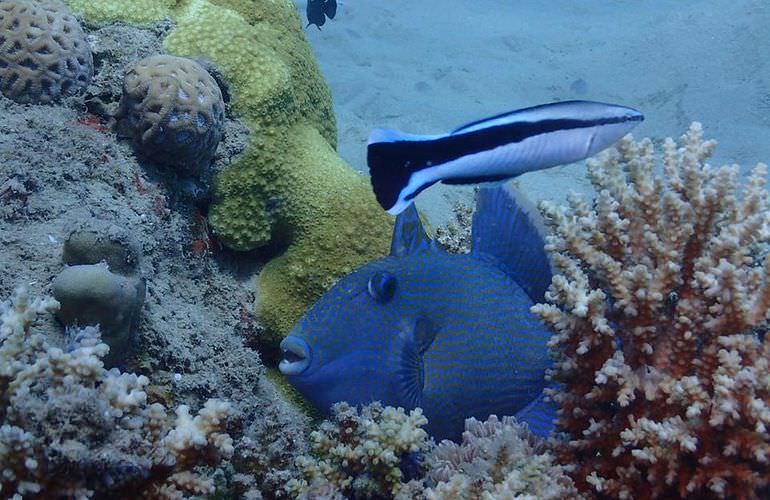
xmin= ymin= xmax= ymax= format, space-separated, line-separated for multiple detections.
xmin=368 ymin=128 xmax=438 ymax=214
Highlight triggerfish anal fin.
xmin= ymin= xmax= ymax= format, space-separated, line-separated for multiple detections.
xmin=305 ymin=0 xmax=326 ymax=29
xmin=513 ymin=389 xmax=557 ymax=438
xmin=471 ymin=183 xmax=553 ymax=303
xmin=324 ymin=0 xmax=337 ymax=19
xmin=390 ymin=204 xmax=435 ymax=256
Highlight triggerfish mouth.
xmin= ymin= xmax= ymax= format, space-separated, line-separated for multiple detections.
xmin=368 ymin=99 xmax=643 ymax=214
xmin=279 ymin=182 xmax=559 ymax=440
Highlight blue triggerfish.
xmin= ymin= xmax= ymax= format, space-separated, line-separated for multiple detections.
xmin=368 ymin=99 xmax=643 ymax=214
xmin=279 ymin=183 xmax=558 ymax=440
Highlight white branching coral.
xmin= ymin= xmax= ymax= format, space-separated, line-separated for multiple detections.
xmin=0 ymin=287 xmax=234 ymax=499
xmin=287 ymin=405 xmax=578 ymax=500
xmin=287 ymin=401 xmax=432 ymax=498
xmin=424 ymin=415 xmax=578 ymax=500
xmin=532 ymin=123 xmax=770 ymax=499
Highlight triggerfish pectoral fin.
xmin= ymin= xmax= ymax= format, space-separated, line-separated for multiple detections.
xmin=471 ymin=183 xmax=553 ymax=303
xmin=513 ymin=389 xmax=557 ymax=438
xmin=388 ymin=316 xmax=439 ymax=409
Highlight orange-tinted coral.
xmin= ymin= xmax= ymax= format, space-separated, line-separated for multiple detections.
xmin=533 ymin=123 xmax=770 ymax=499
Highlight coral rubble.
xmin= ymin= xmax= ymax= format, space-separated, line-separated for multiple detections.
xmin=532 ymin=123 xmax=770 ymax=499
xmin=434 ymin=199 xmax=474 ymax=254
xmin=0 ymin=287 xmax=233 ymax=498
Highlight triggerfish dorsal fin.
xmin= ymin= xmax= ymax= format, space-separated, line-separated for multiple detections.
xmin=390 ymin=316 xmax=438 ymax=409
xmin=390 ymin=204 xmax=434 ymax=256
xmin=513 ymin=389 xmax=556 ymax=438
xmin=471 ymin=183 xmax=553 ymax=303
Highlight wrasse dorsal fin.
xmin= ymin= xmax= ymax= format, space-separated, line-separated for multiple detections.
xmin=390 ymin=204 xmax=434 ymax=256
xmin=391 ymin=316 xmax=438 ymax=409
xmin=471 ymin=183 xmax=553 ymax=303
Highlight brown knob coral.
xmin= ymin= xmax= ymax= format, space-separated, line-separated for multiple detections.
xmin=116 ymin=54 xmax=226 ymax=176
xmin=0 ymin=0 xmax=92 ymax=104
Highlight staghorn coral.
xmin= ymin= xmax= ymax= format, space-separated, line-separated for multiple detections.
xmin=424 ymin=415 xmax=578 ymax=500
xmin=0 ymin=286 xmax=234 ymax=499
xmin=117 ymin=54 xmax=226 ymax=175
xmin=532 ymin=123 xmax=770 ymax=499
xmin=286 ymin=402 xmax=432 ymax=499
xmin=0 ymin=0 xmax=92 ymax=104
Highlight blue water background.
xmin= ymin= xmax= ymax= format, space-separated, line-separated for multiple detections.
xmin=299 ymin=0 xmax=770 ymax=220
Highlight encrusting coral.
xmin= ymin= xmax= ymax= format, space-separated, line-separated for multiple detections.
xmin=532 ymin=123 xmax=770 ymax=499
xmin=0 ymin=287 xmax=234 ymax=498
xmin=0 ymin=0 xmax=93 ymax=104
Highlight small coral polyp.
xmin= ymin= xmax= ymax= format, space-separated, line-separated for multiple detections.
xmin=117 ymin=54 xmax=225 ymax=175
xmin=533 ymin=123 xmax=770 ymax=499
xmin=0 ymin=0 xmax=92 ymax=104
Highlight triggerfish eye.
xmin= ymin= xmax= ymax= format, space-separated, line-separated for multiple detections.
xmin=367 ymin=271 xmax=397 ymax=303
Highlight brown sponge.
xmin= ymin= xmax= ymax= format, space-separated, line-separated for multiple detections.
xmin=0 ymin=0 xmax=92 ymax=104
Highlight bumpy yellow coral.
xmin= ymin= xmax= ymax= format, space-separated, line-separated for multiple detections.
xmin=65 ymin=0 xmax=176 ymax=24
xmin=65 ymin=0 xmax=392 ymax=343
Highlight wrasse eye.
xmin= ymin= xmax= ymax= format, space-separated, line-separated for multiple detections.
xmin=368 ymin=271 xmax=397 ymax=303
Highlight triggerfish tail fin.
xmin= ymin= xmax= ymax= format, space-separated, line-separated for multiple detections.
xmin=390 ymin=201 xmax=435 ymax=256
xmin=471 ymin=183 xmax=553 ymax=303
xmin=513 ymin=389 xmax=556 ymax=438
xmin=368 ymin=128 xmax=442 ymax=215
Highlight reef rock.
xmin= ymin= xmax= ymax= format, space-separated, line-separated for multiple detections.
xmin=52 ymin=263 xmax=145 ymax=367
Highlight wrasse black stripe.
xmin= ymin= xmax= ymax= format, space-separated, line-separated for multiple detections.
xmin=370 ymin=116 xmax=640 ymax=174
